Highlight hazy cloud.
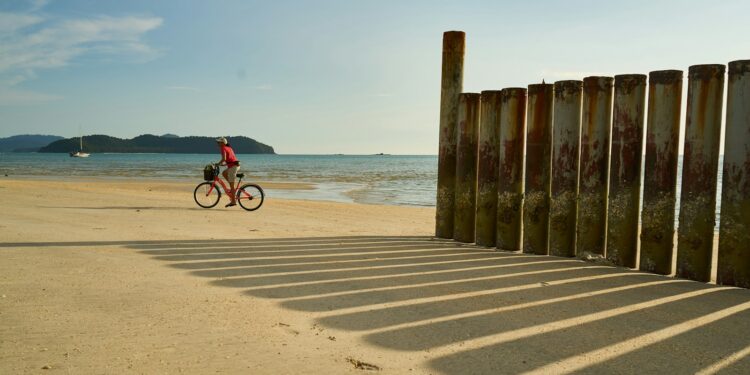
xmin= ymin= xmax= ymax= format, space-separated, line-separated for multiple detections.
xmin=539 ymin=69 xmax=611 ymax=81
xmin=0 ymin=2 xmax=162 ymax=104
xmin=253 ymin=84 xmax=273 ymax=91
xmin=166 ymin=85 xmax=200 ymax=92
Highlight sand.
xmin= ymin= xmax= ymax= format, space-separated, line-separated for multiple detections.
xmin=1 ymin=177 xmax=749 ymax=374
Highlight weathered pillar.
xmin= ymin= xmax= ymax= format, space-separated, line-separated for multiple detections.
xmin=718 ymin=60 xmax=750 ymax=288
xmin=577 ymin=77 xmax=613 ymax=257
xmin=496 ymin=88 xmax=527 ymax=251
xmin=523 ymin=83 xmax=554 ymax=255
xmin=550 ymin=80 xmax=583 ymax=257
xmin=435 ymin=31 xmax=465 ymax=239
xmin=677 ymin=64 xmax=725 ymax=282
xmin=606 ymin=75 xmax=646 ymax=268
xmin=640 ymin=70 xmax=683 ymax=274
xmin=454 ymin=93 xmax=481 ymax=243
xmin=475 ymin=91 xmax=502 ymax=247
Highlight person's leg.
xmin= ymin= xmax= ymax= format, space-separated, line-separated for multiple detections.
xmin=226 ymin=166 xmax=238 ymax=204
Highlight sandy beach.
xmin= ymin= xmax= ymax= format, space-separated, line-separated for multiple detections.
xmin=1 ymin=177 xmax=750 ymax=374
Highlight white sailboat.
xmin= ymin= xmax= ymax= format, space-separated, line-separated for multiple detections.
xmin=69 ymin=130 xmax=90 ymax=158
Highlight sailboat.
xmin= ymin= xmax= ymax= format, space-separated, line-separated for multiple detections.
xmin=69 ymin=130 xmax=90 ymax=158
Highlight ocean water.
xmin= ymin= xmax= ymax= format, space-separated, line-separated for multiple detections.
xmin=0 ymin=153 xmax=724 ymax=230
xmin=0 ymin=153 xmax=438 ymax=206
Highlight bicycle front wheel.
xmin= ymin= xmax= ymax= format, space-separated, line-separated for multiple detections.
xmin=236 ymin=184 xmax=264 ymax=211
xmin=194 ymin=182 xmax=221 ymax=208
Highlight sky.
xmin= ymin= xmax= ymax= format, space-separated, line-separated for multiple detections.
xmin=1 ymin=0 xmax=748 ymax=154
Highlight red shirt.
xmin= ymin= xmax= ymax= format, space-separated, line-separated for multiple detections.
xmin=220 ymin=144 xmax=239 ymax=166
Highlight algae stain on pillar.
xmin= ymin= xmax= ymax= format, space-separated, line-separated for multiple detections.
xmin=454 ymin=93 xmax=481 ymax=243
xmin=475 ymin=91 xmax=502 ymax=247
xmin=435 ymin=31 xmax=465 ymax=239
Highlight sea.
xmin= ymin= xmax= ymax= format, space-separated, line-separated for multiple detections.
xmin=0 ymin=152 xmax=724 ymax=230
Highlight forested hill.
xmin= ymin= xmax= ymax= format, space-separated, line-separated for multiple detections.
xmin=38 ymin=135 xmax=275 ymax=154
xmin=0 ymin=135 xmax=64 ymax=152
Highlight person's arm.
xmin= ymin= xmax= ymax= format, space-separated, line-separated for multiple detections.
xmin=218 ymin=148 xmax=227 ymax=166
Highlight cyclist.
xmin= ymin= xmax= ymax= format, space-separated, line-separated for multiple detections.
xmin=216 ymin=137 xmax=240 ymax=207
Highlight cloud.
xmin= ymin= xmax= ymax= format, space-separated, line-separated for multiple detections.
xmin=253 ymin=84 xmax=273 ymax=91
xmin=0 ymin=3 xmax=163 ymax=104
xmin=0 ymin=87 xmax=61 ymax=105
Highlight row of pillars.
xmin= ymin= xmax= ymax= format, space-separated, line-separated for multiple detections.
xmin=435 ymin=31 xmax=750 ymax=288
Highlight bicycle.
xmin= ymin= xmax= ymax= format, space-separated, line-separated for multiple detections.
xmin=193 ymin=163 xmax=265 ymax=211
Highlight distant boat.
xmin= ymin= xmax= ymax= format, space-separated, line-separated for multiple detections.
xmin=69 ymin=130 xmax=90 ymax=158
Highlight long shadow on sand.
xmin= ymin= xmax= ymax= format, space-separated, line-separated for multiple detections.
xmin=8 ymin=236 xmax=747 ymax=373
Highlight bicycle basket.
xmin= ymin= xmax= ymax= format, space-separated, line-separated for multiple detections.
xmin=203 ymin=164 xmax=216 ymax=181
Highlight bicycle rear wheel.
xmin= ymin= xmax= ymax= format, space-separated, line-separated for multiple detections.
xmin=236 ymin=184 xmax=264 ymax=211
xmin=194 ymin=182 xmax=221 ymax=208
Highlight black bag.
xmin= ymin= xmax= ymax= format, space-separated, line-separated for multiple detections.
xmin=203 ymin=164 xmax=216 ymax=181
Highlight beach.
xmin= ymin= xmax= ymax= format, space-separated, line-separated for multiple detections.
xmin=2 ymin=177 xmax=749 ymax=374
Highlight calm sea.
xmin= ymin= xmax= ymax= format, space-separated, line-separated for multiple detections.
xmin=0 ymin=153 xmax=724 ymax=230
xmin=0 ymin=153 xmax=438 ymax=206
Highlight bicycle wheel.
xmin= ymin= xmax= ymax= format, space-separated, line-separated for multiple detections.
xmin=236 ymin=184 xmax=264 ymax=211
xmin=194 ymin=182 xmax=221 ymax=208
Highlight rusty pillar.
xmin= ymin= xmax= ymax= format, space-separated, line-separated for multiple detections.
xmin=718 ymin=60 xmax=750 ymax=288
xmin=676 ymin=64 xmax=725 ymax=282
xmin=435 ymin=31 xmax=465 ymax=239
xmin=496 ymin=88 xmax=527 ymax=251
xmin=475 ymin=91 xmax=502 ymax=247
xmin=454 ymin=93 xmax=481 ymax=243
xmin=577 ymin=77 xmax=614 ymax=257
xmin=606 ymin=75 xmax=646 ymax=268
xmin=640 ymin=70 xmax=683 ymax=274
xmin=523 ymin=83 xmax=553 ymax=255
xmin=549 ymin=80 xmax=583 ymax=257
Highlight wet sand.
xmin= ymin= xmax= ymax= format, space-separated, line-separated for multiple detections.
xmin=1 ymin=178 xmax=749 ymax=374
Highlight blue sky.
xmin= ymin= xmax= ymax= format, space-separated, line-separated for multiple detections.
xmin=1 ymin=0 xmax=748 ymax=154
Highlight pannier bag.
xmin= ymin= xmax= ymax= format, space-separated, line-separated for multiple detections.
xmin=203 ymin=164 xmax=216 ymax=181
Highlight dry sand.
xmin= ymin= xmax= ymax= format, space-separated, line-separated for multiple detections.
xmin=1 ymin=177 xmax=749 ymax=374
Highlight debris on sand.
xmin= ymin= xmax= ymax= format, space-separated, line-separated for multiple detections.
xmin=346 ymin=357 xmax=381 ymax=371
xmin=578 ymin=251 xmax=616 ymax=266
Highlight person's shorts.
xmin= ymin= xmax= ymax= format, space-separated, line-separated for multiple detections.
xmin=225 ymin=165 xmax=239 ymax=183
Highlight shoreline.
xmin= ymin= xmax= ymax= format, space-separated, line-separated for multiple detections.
xmin=0 ymin=175 xmax=437 ymax=207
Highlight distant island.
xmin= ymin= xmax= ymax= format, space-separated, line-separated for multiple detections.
xmin=35 ymin=134 xmax=275 ymax=154
xmin=0 ymin=135 xmax=65 ymax=152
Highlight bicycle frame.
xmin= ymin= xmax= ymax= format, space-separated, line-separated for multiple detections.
xmin=204 ymin=174 xmax=253 ymax=201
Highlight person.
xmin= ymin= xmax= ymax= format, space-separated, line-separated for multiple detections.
xmin=216 ymin=137 xmax=240 ymax=207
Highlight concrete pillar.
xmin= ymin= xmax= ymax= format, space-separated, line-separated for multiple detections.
xmin=577 ymin=77 xmax=614 ymax=257
xmin=454 ymin=93 xmax=481 ymax=243
xmin=718 ymin=60 xmax=750 ymax=288
xmin=640 ymin=70 xmax=683 ymax=274
xmin=606 ymin=75 xmax=646 ymax=268
xmin=677 ymin=64 xmax=725 ymax=282
xmin=550 ymin=80 xmax=583 ymax=257
xmin=435 ymin=31 xmax=465 ymax=238
xmin=475 ymin=91 xmax=502 ymax=247
xmin=523 ymin=83 xmax=554 ymax=255
xmin=496 ymin=88 xmax=527 ymax=251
